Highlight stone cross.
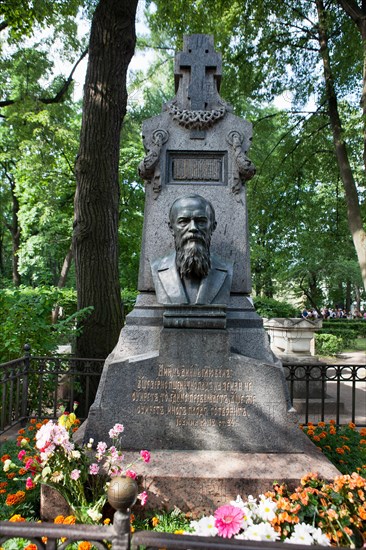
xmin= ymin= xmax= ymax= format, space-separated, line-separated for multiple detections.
xmin=175 ymin=35 xmax=221 ymax=111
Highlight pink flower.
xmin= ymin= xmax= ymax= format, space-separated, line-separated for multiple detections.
xmin=108 ymin=423 xmax=124 ymax=439
xmin=25 ymin=477 xmax=35 ymax=490
xmin=25 ymin=458 xmax=34 ymax=471
xmin=214 ymin=505 xmax=243 ymax=538
xmin=18 ymin=450 xmax=26 ymax=461
xmin=89 ymin=463 xmax=100 ymax=475
xmin=125 ymin=469 xmax=137 ymax=479
xmin=140 ymin=450 xmax=151 ymax=463
xmin=70 ymin=469 xmax=81 ymax=480
xmin=138 ymin=491 xmax=148 ymax=506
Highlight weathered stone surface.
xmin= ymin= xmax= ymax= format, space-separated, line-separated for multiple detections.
xmin=264 ymin=317 xmax=323 ymax=358
xmin=125 ymin=449 xmax=340 ymax=516
xmin=86 ymin=327 xmax=307 ymax=454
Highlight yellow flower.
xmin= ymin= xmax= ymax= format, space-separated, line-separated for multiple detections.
xmin=152 ymin=516 xmax=160 ymax=527
xmin=174 ymin=530 xmax=185 ymax=535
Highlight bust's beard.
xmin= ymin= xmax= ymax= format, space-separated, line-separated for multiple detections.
xmin=175 ymin=239 xmax=211 ymax=279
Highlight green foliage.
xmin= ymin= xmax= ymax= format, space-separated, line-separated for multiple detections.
xmin=122 ymin=289 xmax=138 ymax=317
xmin=0 ymin=286 xmax=91 ymax=362
xmin=315 ymin=333 xmax=344 ymax=356
xmin=323 ymin=320 xmax=366 ymax=337
xmin=302 ymin=422 xmax=366 ymax=476
xmin=318 ymin=329 xmax=357 ymax=349
xmin=132 ymin=507 xmax=193 ymax=534
xmin=253 ymin=296 xmax=298 ymax=318
xmin=0 ymin=437 xmax=40 ymax=521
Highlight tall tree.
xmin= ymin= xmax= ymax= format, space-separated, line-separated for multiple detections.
xmin=73 ymin=0 xmax=139 ymax=358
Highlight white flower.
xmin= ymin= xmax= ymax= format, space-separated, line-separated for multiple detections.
xmin=3 ymin=459 xmax=12 ymax=472
xmin=50 ymin=471 xmax=64 ymax=483
xmin=87 ymin=438 xmax=94 ymax=449
xmin=285 ymin=523 xmax=318 ymax=545
xmin=71 ymin=450 xmax=81 ymax=459
xmin=242 ymin=522 xmax=280 ymax=541
xmin=256 ymin=496 xmax=277 ymax=522
xmin=87 ymin=508 xmax=102 ymax=522
xmin=190 ymin=516 xmax=218 ymax=536
xmin=311 ymin=527 xmax=331 ymax=546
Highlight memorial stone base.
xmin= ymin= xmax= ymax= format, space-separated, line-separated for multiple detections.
xmin=82 ymin=309 xmax=339 ymax=513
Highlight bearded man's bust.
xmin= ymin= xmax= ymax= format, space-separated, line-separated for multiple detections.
xmin=151 ymin=195 xmax=233 ymax=305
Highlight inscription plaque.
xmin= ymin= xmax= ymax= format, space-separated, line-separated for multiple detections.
xmin=131 ymin=364 xmax=256 ymax=428
xmin=167 ymin=151 xmax=227 ymax=185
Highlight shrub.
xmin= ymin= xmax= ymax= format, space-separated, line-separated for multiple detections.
xmin=315 ymin=333 xmax=344 ymax=356
xmin=0 ymin=286 xmax=92 ymax=362
xmin=318 ymin=328 xmax=357 ymax=349
xmin=254 ymin=297 xmax=298 ymax=318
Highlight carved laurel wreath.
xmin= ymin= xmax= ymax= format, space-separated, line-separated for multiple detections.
xmin=168 ymin=103 xmax=226 ymax=130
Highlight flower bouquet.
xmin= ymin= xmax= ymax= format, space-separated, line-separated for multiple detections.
xmin=188 ymin=472 xmax=366 ymax=547
xmin=3 ymin=406 xmax=150 ymax=524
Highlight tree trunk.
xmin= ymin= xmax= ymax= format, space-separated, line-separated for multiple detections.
xmin=73 ymin=0 xmax=138 ymax=358
xmin=51 ymin=244 xmax=74 ymax=324
xmin=7 ymin=175 xmax=21 ymax=286
xmin=316 ymin=0 xmax=366 ymax=292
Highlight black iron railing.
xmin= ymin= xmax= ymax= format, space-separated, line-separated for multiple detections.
xmin=0 ymin=346 xmax=104 ymax=434
xmin=283 ymin=362 xmax=366 ymax=426
xmin=1 ymin=349 xmax=365 ymax=435
xmin=0 ymin=514 xmax=351 ymax=550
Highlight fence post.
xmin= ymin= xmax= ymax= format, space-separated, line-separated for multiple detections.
xmin=21 ymin=343 xmax=31 ymax=423
xmin=108 ymin=476 xmax=138 ymax=550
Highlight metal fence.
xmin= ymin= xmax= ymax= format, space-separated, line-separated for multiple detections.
xmin=1 ymin=349 xmax=365 ymax=435
xmin=283 ymin=362 xmax=366 ymax=427
xmin=0 ymin=346 xmax=104 ymax=434
xmin=0 ymin=504 xmax=351 ymax=550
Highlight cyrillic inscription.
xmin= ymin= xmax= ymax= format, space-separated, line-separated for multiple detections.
xmin=131 ymin=365 xmax=256 ymax=427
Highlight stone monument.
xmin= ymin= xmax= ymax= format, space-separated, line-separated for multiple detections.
xmin=83 ymin=34 xmax=338 ymax=512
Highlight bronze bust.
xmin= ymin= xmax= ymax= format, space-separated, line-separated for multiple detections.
xmin=151 ymin=195 xmax=233 ymax=305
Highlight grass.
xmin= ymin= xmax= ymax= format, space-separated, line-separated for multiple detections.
xmin=344 ymin=337 xmax=366 ymax=353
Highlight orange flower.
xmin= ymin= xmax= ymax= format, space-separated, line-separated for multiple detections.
xmin=0 ymin=482 xmax=8 ymax=488
xmin=18 ymin=429 xmax=25 ymax=434
xmin=78 ymin=542 xmax=92 ymax=550
xmin=36 ymin=423 xmax=42 ymax=429
xmin=63 ymin=515 xmax=76 ymax=525
xmin=18 ymin=468 xmax=27 ymax=475
xmin=327 ymin=509 xmax=338 ymax=520
xmin=360 ymin=428 xmax=366 ymax=436
xmin=318 ymin=421 xmax=325 ymax=428
xmin=30 ymin=419 xmax=36 ymax=424
xmin=8 ymin=514 xmax=26 ymax=522
xmin=0 ymin=489 xmax=6 ymax=494
xmin=6 ymin=491 xmax=25 ymax=506
xmin=336 ymin=448 xmax=345 ymax=455
xmin=360 ymin=439 xmax=366 ymax=445
xmin=152 ymin=516 xmax=160 ymax=527
xmin=329 ymin=419 xmax=336 ymax=424
xmin=358 ymin=506 xmax=366 ymax=520
xmin=343 ymin=445 xmax=351 ymax=452
xmin=54 ymin=515 xmax=65 ymax=524
xmin=329 ymin=427 xmax=337 ymax=435
xmin=348 ymin=422 xmax=356 ymax=430
xmin=24 ymin=544 xmax=37 ymax=550
xmin=319 ymin=432 xmax=327 ymax=439
xmin=7 ymin=473 xmax=16 ymax=479
xmin=313 ymin=435 xmax=321 ymax=442
xmin=1 ymin=454 xmax=11 ymax=462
